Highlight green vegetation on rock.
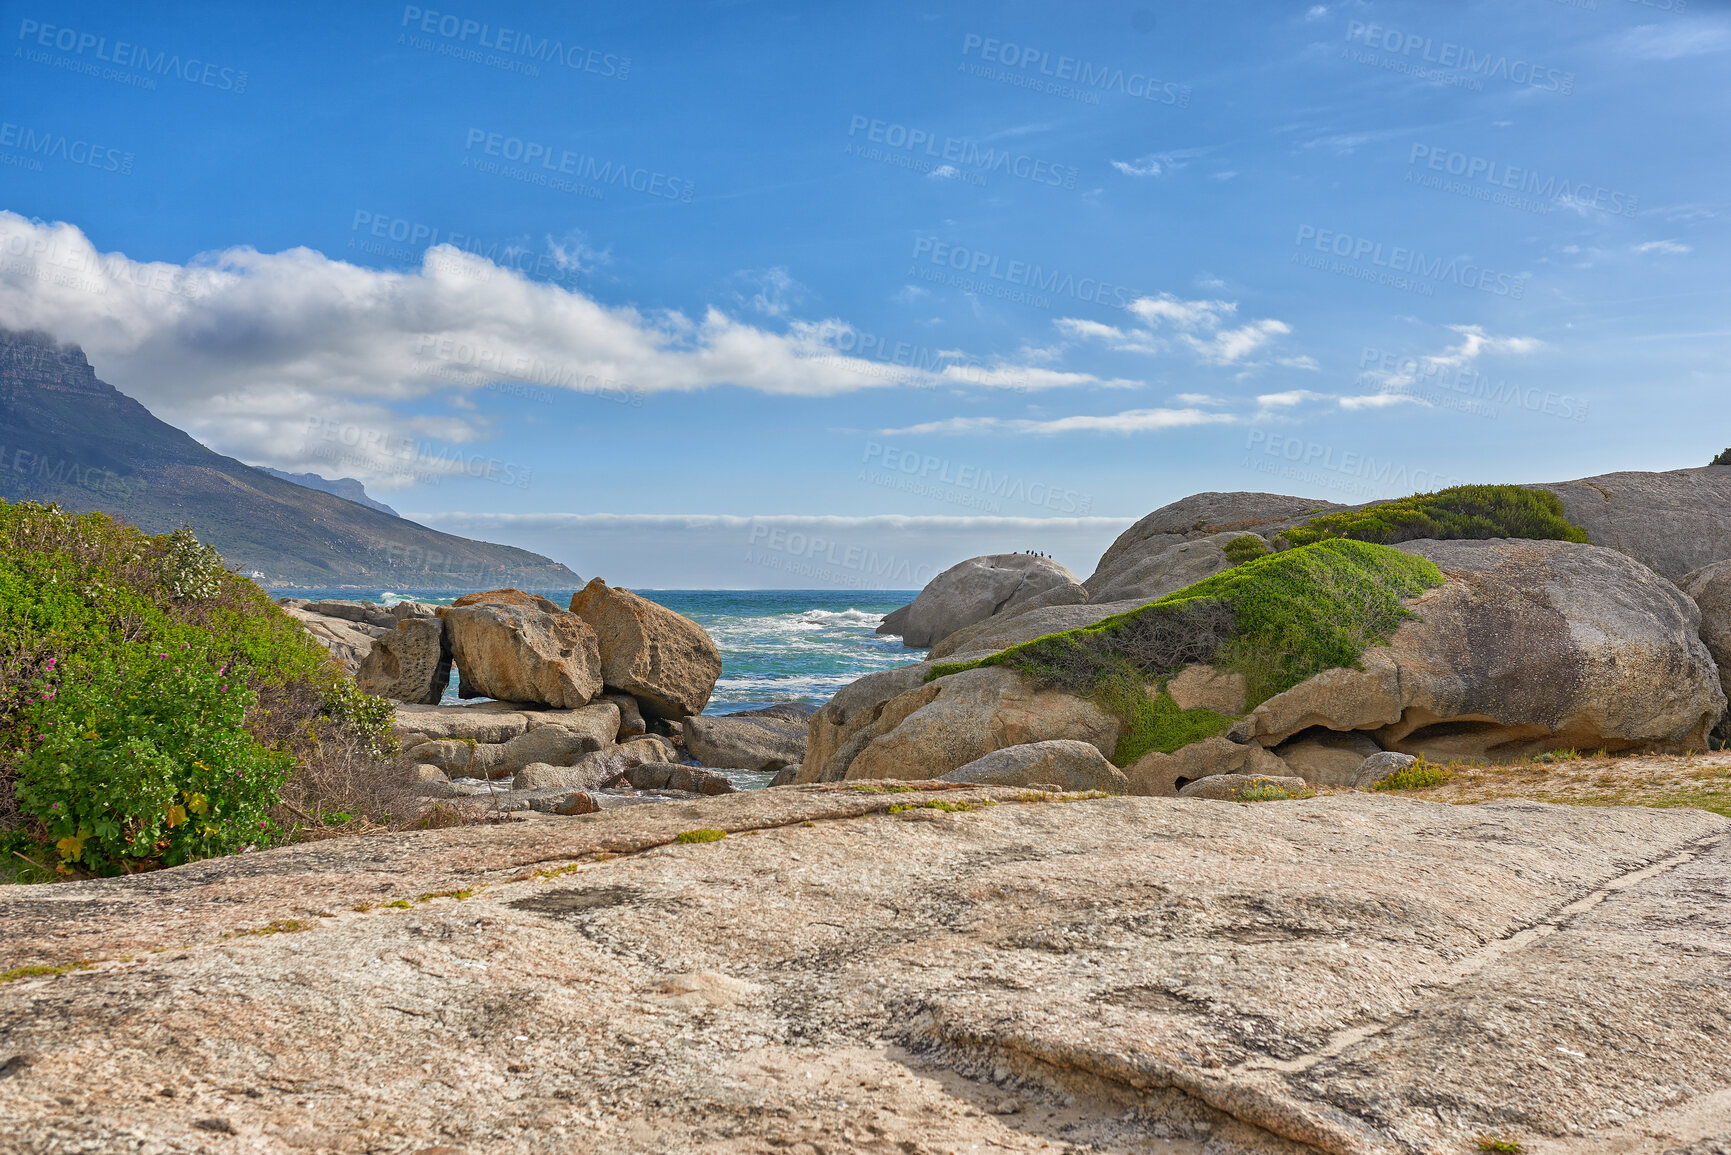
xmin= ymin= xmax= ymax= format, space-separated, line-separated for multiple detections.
xmin=674 ymin=828 xmax=727 ymax=843
xmin=928 ymin=540 xmax=1444 ymax=766
xmin=1281 ymin=484 xmax=1587 ymax=548
xmin=1221 ymin=534 xmax=1271 ymax=565
xmin=1712 ymin=447 xmax=1731 ymax=467
xmin=0 ymin=501 xmax=396 ymax=878
xmin=1372 ymin=758 xmax=1454 ymax=792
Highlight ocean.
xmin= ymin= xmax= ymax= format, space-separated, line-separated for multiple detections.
xmin=276 ymin=588 xmax=924 ymax=715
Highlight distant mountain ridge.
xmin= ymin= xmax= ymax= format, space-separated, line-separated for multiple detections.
xmin=256 ymin=468 xmax=400 ymax=517
xmin=0 ymin=328 xmax=581 ymax=589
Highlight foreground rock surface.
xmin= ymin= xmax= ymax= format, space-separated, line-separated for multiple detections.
xmin=0 ymin=791 xmax=1725 ymax=1154
xmin=568 ymin=578 xmax=722 ymax=718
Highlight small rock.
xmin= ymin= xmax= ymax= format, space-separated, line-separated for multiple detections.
xmin=992 ymin=1098 xmax=1020 ymax=1115
xmin=1350 ymin=750 xmax=1418 ymax=789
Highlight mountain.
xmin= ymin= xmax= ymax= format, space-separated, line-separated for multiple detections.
xmin=0 ymin=329 xmax=581 ymax=589
xmin=256 ymin=468 xmax=400 ymax=517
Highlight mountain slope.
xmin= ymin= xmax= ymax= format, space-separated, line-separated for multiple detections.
xmin=257 ymin=468 xmax=401 ymax=517
xmin=0 ymin=329 xmax=580 ymax=589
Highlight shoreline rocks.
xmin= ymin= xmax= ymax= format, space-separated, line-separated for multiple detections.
xmin=569 ymin=578 xmax=722 ymax=719
xmin=878 ymin=553 xmax=1085 ymax=649
xmin=445 ymin=597 xmax=603 ymax=709
xmin=683 ymin=704 xmax=811 ymax=772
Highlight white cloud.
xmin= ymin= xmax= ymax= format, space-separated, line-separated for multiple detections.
xmin=0 ymin=213 xmax=1127 ymax=483
xmin=1173 ymin=392 xmax=1226 ymax=405
xmin=881 ymin=407 xmax=1236 ymax=436
xmin=1620 ymin=23 xmax=1731 ymax=60
xmin=1352 ymin=324 xmax=1545 ymax=409
xmin=1635 ymin=239 xmax=1692 ymax=255
xmin=1256 ymin=389 xmax=1332 ymax=408
xmin=1110 ymin=148 xmax=1209 ymax=178
xmin=1059 ymin=292 xmax=1301 ymax=369
xmin=730 ymin=266 xmax=806 ymax=317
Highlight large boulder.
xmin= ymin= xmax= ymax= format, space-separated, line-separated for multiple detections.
xmin=940 ymin=740 xmax=1129 ymax=793
xmin=392 ymin=702 xmax=533 ymax=746
xmin=301 ymin=599 xmax=400 ymax=630
xmin=879 ymin=554 xmax=1085 ymax=649
xmin=1679 ymin=559 xmax=1731 ymax=728
xmin=926 ymin=598 xmax=1147 ymax=662
xmin=1124 ymin=737 xmax=1294 ymax=797
xmin=443 ymin=601 xmax=603 ymax=708
xmin=1272 ymin=729 xmax=1384 ymax=786
xmin=1528 ymin=465 xmax=1731 ymax=581
xmin=567 ymin=579 xmax=721 ymax=719
xmin=1085 ymin=491 xmax=1342 ymax=603
xmin=356 ymin=616 xmax=452 ymax=705
xmin=1245 ymin=538 xmax=1726 ymax=758
xmin=684 ymin=705 xmax=811 ymax=772
xmin=450 ymin=588 xmax=565 ymax=614
xmin=623 ymin=763 xmax=738 ymax=795
xmin=800 ymin=665 xmax=1120 ymax=784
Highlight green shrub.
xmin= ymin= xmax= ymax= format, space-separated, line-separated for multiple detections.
xmin=1106 ymin=684 xmax=1236 ymax=766
xmin=929 ymin=540 xmax=1443 ymax=766
xmin=1221 ymin=534 xmax=1271 ymax=565
xmin=1712 ymin=448 xmax=1731 ymax=467
xmin=1281 ymin=484 xmax=1587 ymax=548
xmin=0 ymin=501 xmax=398 ymax=877
xmin=1371 ymin=758 xmax=1453 ymax=791
xmin=1236 ymin=779 xmax=1310 ymax=802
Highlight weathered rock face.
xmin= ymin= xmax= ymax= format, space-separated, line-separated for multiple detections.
xmin=683 ymin=704 xmax=811 ymax=772
xmin=940 ymin=739 xmax=1129 ymax=793
xmin=1176 ymin=773 xmax=1310 ymax=800
xmin=356 ymin=617 xmax=451 ymax=705
xmin=1124 ymin=737 xmax=1293 ymax=797
xmin=449 ymin=588 xmax=565 ymax=614
xmin=1248 ymin=538 xmax=1727 ymax=758
xmin=1165 ymin=664 xmax=1247 ymax=715
xmin=926 ymin=598 xmax=1147 ymax=662
xmin=1272 ymin=729 xmax=1383 ymax=786
xmin=602 ymin=693 xmax=648 ymax=739
xmin=1351 ymin=750 xmax=1418 ymax=788
xmin=880 ymin=554 xmax=1085 ymax=648
xmin=803 ymin=665 xmax=1121 ymax=784
xmin=568 ymin=578 xmax=721 ymax=719
xmin=512 ymin=736 xmax=678 ymax=790
xmin=279 ymin=602 xmax=385 ymax=674
xmin=444 ymin=601 xmax=602 ymax=709
xmin=300 ymin=598 xmax=400 ymax=629
xmin=1529 ymin=465 xmax=1731 ymax=580
xmin=1680 ymin=559 xmax=1731 ymax=728
xmin=5 ymin=791 xmax=1725 ymax=1155
xmin=623 ymin=762 xmax=738 ymax=795
xmin=1085 ymin=492 xmax=1342 ymax=603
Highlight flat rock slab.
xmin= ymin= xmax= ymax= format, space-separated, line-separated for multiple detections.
xmin=0 ymin=793 xmax=1726 ymax=1154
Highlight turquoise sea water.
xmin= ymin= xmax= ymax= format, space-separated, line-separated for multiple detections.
xmin=275 ymin=588 xmax=924 ymax=714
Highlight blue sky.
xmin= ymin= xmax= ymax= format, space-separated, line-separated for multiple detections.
xmin=1 ymin=0 xmax=1727 ymax=586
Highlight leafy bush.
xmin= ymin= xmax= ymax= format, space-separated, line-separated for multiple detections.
xmin=1221 ymin=534 xmax=1271 ymax=565
xmin=0 ymin=501 xmax=398 ymax=877
xmin=1281 ymin=484 xmax=1587 ymax=548
xmin=928 ymin=540 xmax=1443 ymax=766
xmin=1371 ymin=758 xmax=1453 ymax=791
xmin=1104 ymin=684 xmax=1236 ymax=766
xmin=1236 ymin=778 xmax=1311 ymax=802
xmin=1712 ymin=448 xmax=1731 ymax=467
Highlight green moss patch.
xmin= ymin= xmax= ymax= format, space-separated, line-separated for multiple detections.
xmin=928 ymin=539 xmax=1443 ymax=767
xmin=1282 ymin=484 xmax=1586 ymax=548
xmin=1106 ymin=684 xmax=1236 ymax=766
xmin=674 ymin=828 xmax=727 ymax=844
